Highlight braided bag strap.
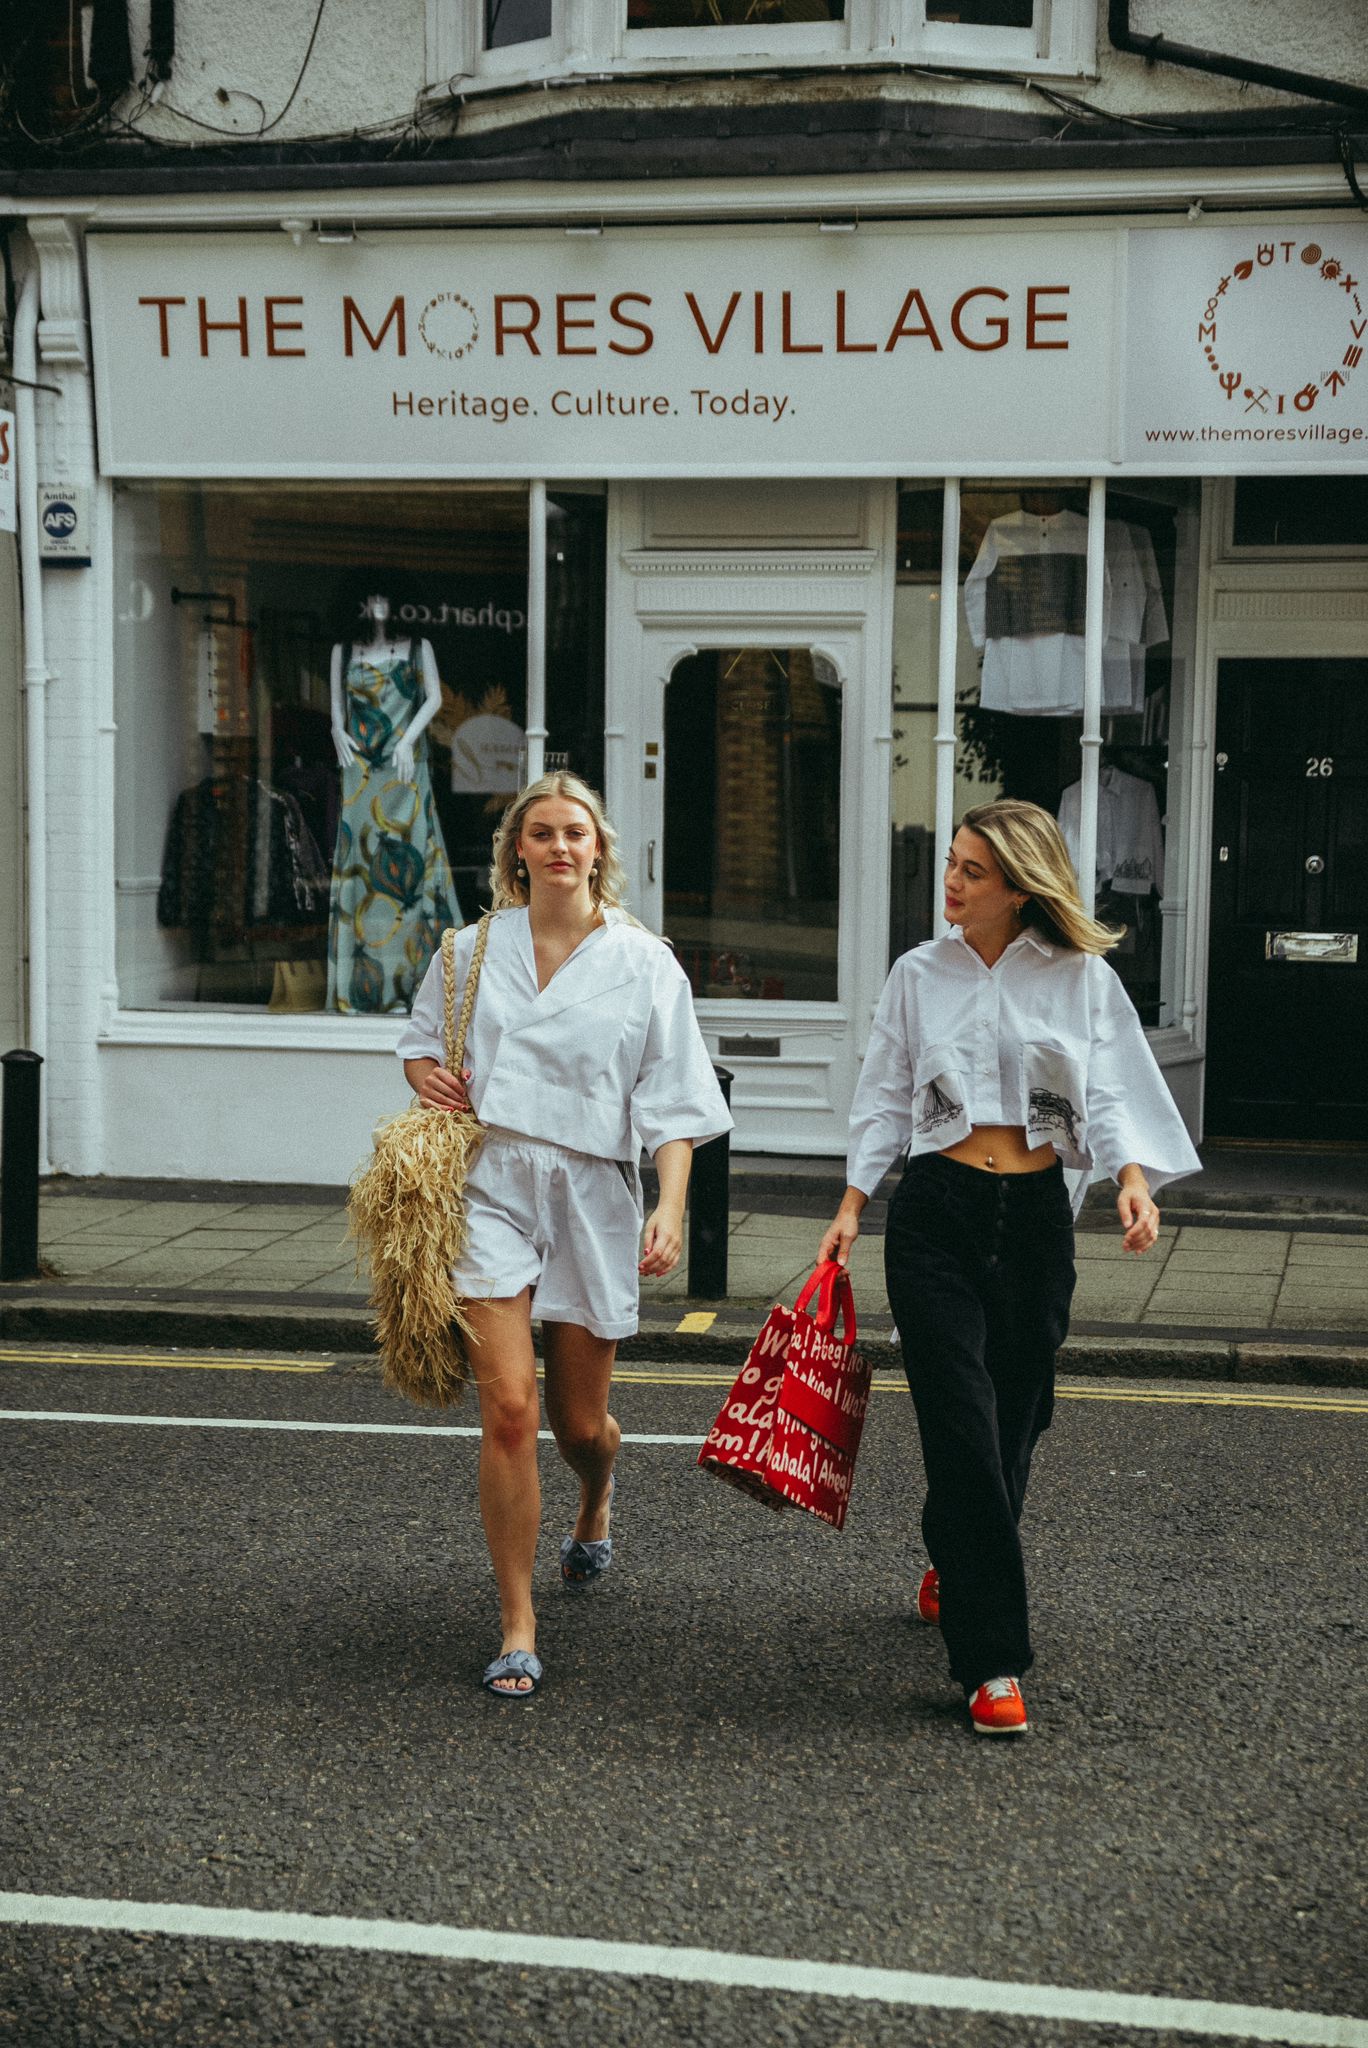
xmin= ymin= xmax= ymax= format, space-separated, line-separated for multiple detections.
xmin=443 ymin=914 xmax=493 ymax=1080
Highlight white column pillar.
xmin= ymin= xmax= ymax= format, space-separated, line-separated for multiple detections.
xmin=525 ymin=479 xmax=547 ymax=783
xmin=934 ymin=477 xmax=960 ymax=930
xmin=1077 ymin=476 xmax=1107 ymax=915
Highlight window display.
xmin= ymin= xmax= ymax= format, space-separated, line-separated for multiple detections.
xmin=114 ymin=483 xmax=605 ymax=1015
xmin=893 ymin=479 xmax=1195 ymax=1028
xmin=326 ymin=585 xmax=456 ymax=1014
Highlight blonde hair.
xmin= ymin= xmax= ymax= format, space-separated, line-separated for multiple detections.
xmin=488 ymin=772 xmax=631 ymax=912
xmin=959 ymin=798 xmax=1124 ymax=955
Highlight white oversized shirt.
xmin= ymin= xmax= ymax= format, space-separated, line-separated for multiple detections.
xmin=964 ymin=514 xmax=1167 ymax=719
xmin=847 ymin=927 xmax=1199 ymax=1213
xmin=1058 ymin=766 xmax=1165 ymax=898
xmin=1102 ymin=522 xmax=1168 ymax=714
xmin=395 ymin=907 xmax=733 ymax=1164
xmin=963 ymin=509 xmax=1096 ymax=716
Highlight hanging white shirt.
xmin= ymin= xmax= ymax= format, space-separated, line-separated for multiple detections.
xmin=395 ymin=907 xmax=733 ymax=1163
xmin=847 ymin=926 xmax=1198 ymax=1213
xmin=1102 ymin=523 xmax=1168 ymax=714
xmin=1058 ymin=766 xmax=1165 ymax=897
xmin=963 ymin=509 xmax=1100 ymax=717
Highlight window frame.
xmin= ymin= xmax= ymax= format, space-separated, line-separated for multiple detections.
xmin=426 ymin=0 xmax=1097 ymax=90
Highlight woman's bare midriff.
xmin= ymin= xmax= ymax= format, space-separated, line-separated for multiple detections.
xmin=941 ymin=1125 xmax=1057 ymax=1174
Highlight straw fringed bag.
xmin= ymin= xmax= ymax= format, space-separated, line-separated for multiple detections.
xmin=347 ymin=915 xmax=492 ymax=1407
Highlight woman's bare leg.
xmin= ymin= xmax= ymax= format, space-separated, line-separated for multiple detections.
xmin=542 ymin=1322 xmax=621 ymax=1543
xmin=466 ymin=1292 xmax=542 ymax=1690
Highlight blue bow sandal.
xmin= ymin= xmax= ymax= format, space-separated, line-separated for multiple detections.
xmin=482 ymin=1649 xmax=543 ymax=1699
xmin=560 ymin=1472 xmax=615 ymax=1591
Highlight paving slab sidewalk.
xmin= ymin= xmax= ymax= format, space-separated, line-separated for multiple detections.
xmin=3 ymin=1172 xmax=1366 ymax=1389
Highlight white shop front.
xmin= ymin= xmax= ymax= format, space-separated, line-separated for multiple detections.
xmin=25 ymin=210 xmax=1368 ymax=1180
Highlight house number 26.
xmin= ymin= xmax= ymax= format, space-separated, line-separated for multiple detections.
xmin=1305 ymin=756 xmax=1335 ymax=777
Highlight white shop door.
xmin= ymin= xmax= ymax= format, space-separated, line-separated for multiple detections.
xmin=610 ymin=557 xmax=890 ymax=1155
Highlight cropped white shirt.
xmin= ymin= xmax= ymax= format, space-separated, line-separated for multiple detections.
xmin=847 ymin=927 xmax=1199 ymax=1212
xmin=395 ymin=907 xmax=733 ymax=1164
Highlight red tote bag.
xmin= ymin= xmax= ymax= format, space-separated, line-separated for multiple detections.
xmin=698 ymin=1261 xmax=872 ymax=1531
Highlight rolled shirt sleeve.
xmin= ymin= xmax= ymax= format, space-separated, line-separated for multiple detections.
xmin=846 ymin=962 xmax=918 ymax=1198
xmin=631 ymin=951 xmax=734 ymax=1159
xmin=394 ymin=928 xmax=470 ymax=1068
xmin=1084 ymin=957 xmax=1200 ymax=1195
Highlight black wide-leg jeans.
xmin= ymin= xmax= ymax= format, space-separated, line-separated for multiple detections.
xmin=884 ymin=1152 xmax=1076 ymax=1694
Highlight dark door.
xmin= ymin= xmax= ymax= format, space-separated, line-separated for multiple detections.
xmin=1207 ymin=659 xmax=1368 ymax=1139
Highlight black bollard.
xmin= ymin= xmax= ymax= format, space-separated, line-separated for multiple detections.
xmin=1 ymin=1049 xmax=43 ymax=1283
xmin=687 ymin=1064 xmax=732 ymax=1300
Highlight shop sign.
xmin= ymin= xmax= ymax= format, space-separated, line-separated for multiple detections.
xmin=0 ymin=409 xmax=15 ymax=534
xmin=1124 ymin=227 xmax=1368 ymax=466
xmin=37 ymin=483 xmax=91 ymax=565
xmin=86 ymin=224 xmax=1115 ymax=478
xmin=85 ymin=222 xmax=1367 ymax=479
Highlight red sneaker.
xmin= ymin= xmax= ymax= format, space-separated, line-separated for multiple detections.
xmin=915 ymin=1567 xmax=940 ymax=1626
xmin=968 ymin=1676 xmax=1029 ymax=1737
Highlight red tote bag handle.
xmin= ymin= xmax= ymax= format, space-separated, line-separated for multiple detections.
xmin=793 ymin=1260 xmax=858 ymax=1346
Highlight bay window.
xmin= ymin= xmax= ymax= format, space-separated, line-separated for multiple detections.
xmin=436 ymin=0 xmax=1095 ymax=88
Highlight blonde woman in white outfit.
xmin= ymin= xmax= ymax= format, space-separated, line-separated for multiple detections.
xmin=397 ymin=772 xmax=731 ymax=1699
xmin=819 ymin=799 xmax=1199 ymax=1740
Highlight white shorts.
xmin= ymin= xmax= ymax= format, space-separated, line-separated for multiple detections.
xmin=452 ymin=1127 xmax=645 ymax=1341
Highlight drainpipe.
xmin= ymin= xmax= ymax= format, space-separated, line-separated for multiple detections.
xmin=1107 ymin=0 xmax=1368 ymax=116
xmin=13 ymin=262 xmax=49 ymax=1170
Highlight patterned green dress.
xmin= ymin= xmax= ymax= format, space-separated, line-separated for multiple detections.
xmin=326 ymin=649 xmax=458 ymax=1014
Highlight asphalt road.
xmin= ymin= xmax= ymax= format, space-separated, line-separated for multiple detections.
xmin=1 ymin=1346 xmax=1365 ymax=2048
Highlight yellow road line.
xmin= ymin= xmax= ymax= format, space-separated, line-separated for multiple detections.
xmin=0 ymin=1348 xmax=331 ymax=1376
xmin=2 ymin=1349 xmax=1363 ymax=1413
xmin=1057 ymin=1386 xmax=1367 ymax=1413
xmin=613 ymin=1371 xmax=1367 ymax=1413
xmin=675 ymin=1312 xmax=718 ymax=1333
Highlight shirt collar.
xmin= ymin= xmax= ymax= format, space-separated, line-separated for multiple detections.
xmin=946 ymin=924 xmax=1054 ymax=961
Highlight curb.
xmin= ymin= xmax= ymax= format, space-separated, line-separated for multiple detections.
xmin=2 ymin=1294 xmax=1365 ymax=1390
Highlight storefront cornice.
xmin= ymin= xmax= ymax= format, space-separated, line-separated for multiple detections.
xmin=4 ymin=160 xmax=1357 ymax=233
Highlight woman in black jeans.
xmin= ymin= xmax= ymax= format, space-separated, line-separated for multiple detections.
xmin=819 ymin=798 xmax=1199 ymax=1738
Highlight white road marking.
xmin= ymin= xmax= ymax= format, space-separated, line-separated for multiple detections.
xmin=0 ymin=1893 xmax=1360 ymax=2045
xmin=0 ymin=1409 xmax=703 ymax=1445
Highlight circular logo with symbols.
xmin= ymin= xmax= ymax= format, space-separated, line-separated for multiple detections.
xmin=418 ymin=292 xmax=480 ymax=361
xmin=41 ymin=499 xmax=78 ymax=539
xmin=1194 ymin=240 xmax=1363 ymax=420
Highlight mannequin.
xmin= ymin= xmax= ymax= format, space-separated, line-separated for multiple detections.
xmin=329 ymin=593 xmax=442 ymax=784
xmin=326 ymin=591 xmax=459 ymax=1015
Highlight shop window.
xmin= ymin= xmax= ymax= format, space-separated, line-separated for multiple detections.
xmin=889 ymin=486 xmax=959 ymax=962
xmin=1231 ymin=476 xmax=1368 ymax=551
xmin=663 ymin=646 xmax=841 ymax=1003
xmin=893 ymin=479 xmax=1195 ymax=1031
xmin=113 ymin=483 xmax=603 ymax=1017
